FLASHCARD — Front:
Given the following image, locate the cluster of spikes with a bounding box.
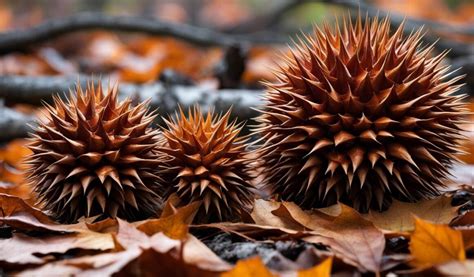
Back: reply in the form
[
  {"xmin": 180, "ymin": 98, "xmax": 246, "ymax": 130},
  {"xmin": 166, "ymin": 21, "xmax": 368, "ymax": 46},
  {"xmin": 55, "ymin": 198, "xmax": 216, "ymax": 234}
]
[
  {"xmin": 25, "ymin": 14, "xmax": 467, "ymax": 223},
  {"xmin": 160, "ymin": 107, "xmax": 255, "ymax": 222},
  {"xmin": 26, "ymin": 82, "xmax": 164, "ymax": 223},
  {"xmin": 254, "ymin": 15, "xmax": 467, "ymax": 211}
]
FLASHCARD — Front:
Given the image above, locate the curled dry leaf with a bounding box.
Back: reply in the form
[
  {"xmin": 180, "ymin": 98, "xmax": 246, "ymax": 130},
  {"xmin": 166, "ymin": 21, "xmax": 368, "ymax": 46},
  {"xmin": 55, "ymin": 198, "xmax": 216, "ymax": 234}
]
[
  {"xmin": 365, "ymin": 196, "xmax": 458, "ymax": 233},
  {"xmin": 249, "ymin": 199, "xmax": 304, "ymax": 230},
  {"xmin": 221, "ymin": 256, "xmax": 274, "ymax": 277},
  {"xmin": 298, "ymin": 257, "xmax": 333, "ymax": 277},
  {"xmin": 279, "ymin": 202, "xmax": 385, "ymax": 273},
  {"xmin": 114, "ymin": 218, "xmax": 230, "ymax": 273},
  {"xmin": 0, "ymin": 231, "xmax": 114, "ymax": 265},
  {"xmin": 0, "ymin": 193, "xmax": 73, "ymax": 233},
  {"xmin": 409, "ymin": 217, "xmax": 466, "ymax": 268},
  {"xmin": 435, "ymin": 260, "xmax": 474, "ymax": 276}
]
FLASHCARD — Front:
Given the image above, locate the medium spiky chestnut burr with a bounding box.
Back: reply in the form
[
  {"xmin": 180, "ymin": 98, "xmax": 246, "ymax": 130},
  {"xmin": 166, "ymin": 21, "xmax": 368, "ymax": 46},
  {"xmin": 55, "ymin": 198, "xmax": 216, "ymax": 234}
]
[
  {"xmin": 26, "ymin": 82, "xmax": 164, "ymax": 223},
  {"xmin": 161, "ymin": 107, "xmax": 254, "ymax": 222},
  {"xmin": 255, "ymin": 16, "xmax": 467, "ymax": 212}
]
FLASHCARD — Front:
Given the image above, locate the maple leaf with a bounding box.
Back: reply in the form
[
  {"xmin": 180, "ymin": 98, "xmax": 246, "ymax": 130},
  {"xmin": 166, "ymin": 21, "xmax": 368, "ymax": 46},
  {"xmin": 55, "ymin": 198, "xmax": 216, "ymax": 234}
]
[
  {"xmin": 221, "ymin": 256, "xmax": 274, "ymax": 277},
  {"xmin": 136, "ymin": 200, "xmax": 201, "ymax": 239},
  {"xmin": 298, "ymin": 257, "xmax": 333, "ymax": 277},
  {"xmin": 277, "ymin": 202, "xmax": 385, "ymax": 273},
  {"xmin": 365, "ymin": 196, "xmax": 459, "ymax": 233},
  {"xmin": 0, "ymin": 193, "xmax": 73, "ymax": 233},
  {"xmin": 409, "ymin": 217, "xmax": 466, "ymax": 268}
]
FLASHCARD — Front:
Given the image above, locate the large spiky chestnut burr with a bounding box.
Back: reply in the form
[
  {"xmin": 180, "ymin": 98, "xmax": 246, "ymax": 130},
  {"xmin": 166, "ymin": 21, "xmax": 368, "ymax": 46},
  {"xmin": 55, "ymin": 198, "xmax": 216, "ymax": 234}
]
[
  {"xmin": 255, "ymin": 16, "xmax": 467, "ymax": 212},
  {"xmin": 161, "ymin": 107, "xmax": 254, "ymax": 222},
  {"xmin": 26, "ymin": 82, "xmax": 164, "ymax": 223}
]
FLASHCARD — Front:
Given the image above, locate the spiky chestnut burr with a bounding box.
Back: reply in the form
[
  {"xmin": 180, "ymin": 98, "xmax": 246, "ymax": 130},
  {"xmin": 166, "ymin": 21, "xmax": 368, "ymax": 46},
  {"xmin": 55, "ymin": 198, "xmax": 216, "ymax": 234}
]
[
  {"xmin": 26, "ymin": 82, "xmax": 164, "ymax": 223},
  {"xmin": 254, "ymin": 16, "xmax": 467, "ymax": 212},
  {"xmin": 161, "ymin": 107, "xmax": 254, "ymax": 222}
]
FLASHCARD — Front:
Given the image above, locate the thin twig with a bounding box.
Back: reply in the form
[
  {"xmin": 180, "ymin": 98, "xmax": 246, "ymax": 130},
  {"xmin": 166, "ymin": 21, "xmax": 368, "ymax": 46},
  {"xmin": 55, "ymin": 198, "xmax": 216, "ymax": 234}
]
[
  {"xmin": 0, "ymin": 13, "xmax": 285, "ymax": 54},
  {"xmin": 225, "ymin": 0, "xmax": 474, "ymax": 57}
]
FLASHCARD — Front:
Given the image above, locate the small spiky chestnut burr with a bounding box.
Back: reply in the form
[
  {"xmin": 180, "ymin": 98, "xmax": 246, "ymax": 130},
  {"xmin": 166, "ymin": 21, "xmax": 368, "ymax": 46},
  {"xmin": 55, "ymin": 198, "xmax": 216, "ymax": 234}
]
[
  {"xmin": 161, "ymin": 107, "xmax": 254, "ymax": 222},
  {"xmin": 26, "ymin": 82, "xmax": 164, "ymax": 223},
  {"xmin": 255, "ymin": 16, "xmax": 467, "ymax": 212}
]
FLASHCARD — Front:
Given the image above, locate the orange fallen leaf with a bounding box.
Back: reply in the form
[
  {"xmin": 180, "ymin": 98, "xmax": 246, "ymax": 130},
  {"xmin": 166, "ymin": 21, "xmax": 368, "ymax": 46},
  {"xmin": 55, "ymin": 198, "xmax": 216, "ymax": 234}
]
[
  {"xmin": 221, "ymin": 256, "xmax": 274, "ymax": 277},
  {"xmin": 298, "ymin": 257, "xmax": 333, "ymax": 277},
  {"xmin": 137, "ymin": 201, "xmax": 201, "ymax": 239},
  {"xmin": 409, "ymin": 217, "xmax": 466, "ymax": 268}
]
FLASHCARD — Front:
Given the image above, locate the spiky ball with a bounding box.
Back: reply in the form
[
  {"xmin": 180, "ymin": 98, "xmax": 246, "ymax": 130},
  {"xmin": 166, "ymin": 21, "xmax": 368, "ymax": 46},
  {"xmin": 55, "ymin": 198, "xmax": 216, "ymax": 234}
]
[
  {"xmin": 161, "ymin": 107, "xmax": 254, "ymax": 222},
  {"xmin": 255, "ymin": 16, "xmax": 467, "ymax": 212},
  {"xmin": 26, "ymin": 82, "xmax": 164, "ymax": 223}
]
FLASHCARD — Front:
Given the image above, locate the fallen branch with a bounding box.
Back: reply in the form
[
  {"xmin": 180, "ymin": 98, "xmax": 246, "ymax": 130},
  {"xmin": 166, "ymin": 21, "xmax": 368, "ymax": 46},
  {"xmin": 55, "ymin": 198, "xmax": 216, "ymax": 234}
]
[
  {"xmin": 0, "ymin": 75, "xmax": 263, "ymax": 140},
  {"xmin": 0, "ymin": 104, "xmax": 35, "ymax": 141},
  {"xmin": 225, "ymin": 0, "xmax": 474, "ymax": 57},
  {"xmin": 0, "ymin": 13, "xmax": 285, "ymax": 54}
]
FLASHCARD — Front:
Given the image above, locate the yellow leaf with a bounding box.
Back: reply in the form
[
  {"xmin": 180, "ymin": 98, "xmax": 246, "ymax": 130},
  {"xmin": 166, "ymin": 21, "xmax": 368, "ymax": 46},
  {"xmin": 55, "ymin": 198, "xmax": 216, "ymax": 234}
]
[
  {"xmin": 221, "ymin": 257, "xmax": 274, "ymax": 277},
  {"xmin": 298, "ymin": 257, "xmax": 333, "ymax": 277},
  {"xmin": 137, "ymin": 201, "xmax": 201, "ymax": 240},
  {"xmin": 410, "ymin": 217, "xmax": 466, "ymax": 268}
]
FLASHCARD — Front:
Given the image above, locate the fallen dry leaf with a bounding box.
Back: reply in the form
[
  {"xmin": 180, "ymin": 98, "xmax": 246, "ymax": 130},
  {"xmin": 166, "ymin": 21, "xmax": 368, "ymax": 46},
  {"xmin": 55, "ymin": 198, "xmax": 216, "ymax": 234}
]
[
  {"xmin": 221, "ymin": 256, "xmax": 274, "ymax": 277},
  {"xmin": 279, "ymin": 202, "xmax": 385, "ymax": 273},
  {"xmin": 250, "ymin": 199, "xmax": 304, "ymax": 230},
  {"xmin": 410, "ymin": 217, "xmax": 466, "ymax": 268},
  {"xmin": 435, "ymin": 260, "xmax": 474, "ymax": 276},
  {"xmin": 365, "ymin": 196, "xmax": 458, "ymax": 233},
  {"xmin": 298, "ymin": 257, "xmax": 333, "ymax": 277},
  {"xmin": 0, "ymin": 193, "xmax": 73, "ymax": 233},
  {"xmin": 136, "ymin": 201, "xmax": 201, "ymax": 239},
  {"xmin": 0, "ymin": 230, "xmax": 114, "ymax": 265}
]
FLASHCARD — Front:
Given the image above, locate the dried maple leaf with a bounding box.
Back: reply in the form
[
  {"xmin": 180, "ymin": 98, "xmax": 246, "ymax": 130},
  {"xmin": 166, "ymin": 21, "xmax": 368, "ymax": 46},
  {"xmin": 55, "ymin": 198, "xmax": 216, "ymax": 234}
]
[
  {"xmin": 298, "ymin": 257, "xmax": 333, "ymax": 277},
  {"xmin": 0, "ymin": 193, "xmax": 72, "ymax": 233},
  {"xmin": 221, "ymin": 256, "xmax": 274, "ymax": 277},
  {"xmin": 136, "ymin": 200, "xmax": 201, "ymax": 239},
  {"xmin": 0, "ymin": 231, "xmax": 114, "ymax": 265},
  {"xmin": 365, "ymin": 196, "xmax": 459, "ymax": 233},
  {"xmin": 409, "ymin": 217, "xmax": 466, "ymax": 268},
  {"xmin": 256, "ymin": 200, "xmax": 385, "ymax": 272}
]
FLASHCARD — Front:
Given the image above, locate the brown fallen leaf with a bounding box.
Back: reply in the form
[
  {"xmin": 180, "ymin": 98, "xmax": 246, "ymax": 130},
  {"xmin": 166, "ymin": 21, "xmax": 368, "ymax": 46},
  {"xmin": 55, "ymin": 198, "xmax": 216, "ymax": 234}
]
[
  {"xmin": 365, "ymin": 196, "xmax": 458, "ymax": 233},
  {"xmin": 249, "ymin": 199, "xmax": 304, "ymax": 230},
  {"xmin": 298, "ymin": 257, "xmax": 333, "ymax": 277},
  {"xmin": 136, "ymin": 201, "xmax": 201, "ymax": 239},
  {"xmin": 410, "ymin": 217, "xmax": 466, "ymax": 268},
  {"xmin": 115, "ymin": 218, "xmax": 231, "ymax": 272},
  {"xmin": 221, "ymin": 256, "xmax": 275, "ymax": 277},
  {"xmin": 0, "ymin": 193, "xmax": 72, "ymax": 233},
  {"xmin": 17, "ymin": 249, "xmax": 143, "ymax": 277},
  {"xmin": 279, "ymin": 202, "xmax": 385, "ymax": 273},
  {"xmin": 451, "ymin": 210, "xmax": 474, "ymax": 227},
  {"xmin": 435, "ymin": 260, "xmax": 474, "ymax": 276},
  {"xmin": 0, "ymin": 231, "xmax": 114, "ymax": 265}
]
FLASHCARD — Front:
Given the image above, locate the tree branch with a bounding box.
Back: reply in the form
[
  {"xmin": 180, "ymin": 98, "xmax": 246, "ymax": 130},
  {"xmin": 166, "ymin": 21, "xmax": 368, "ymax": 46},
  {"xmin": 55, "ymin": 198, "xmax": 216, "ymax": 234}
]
[
  {"xmin": 0, "ymin": 104, "xmax": 35, "ymax": 141},
  {"xmin": 0, "ymin": 13, "xmax": 285, "ymax": 54},
  {"xmin": 0, "ymin": 75, "xmax": 263, "ymax": 140},
  {"xmin": 225, "ymin": 0, "xmax": 474, "ymax": 57}
]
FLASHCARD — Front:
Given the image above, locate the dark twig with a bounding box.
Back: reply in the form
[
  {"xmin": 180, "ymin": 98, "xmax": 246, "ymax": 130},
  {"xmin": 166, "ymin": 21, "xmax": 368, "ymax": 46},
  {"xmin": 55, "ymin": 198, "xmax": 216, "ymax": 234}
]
[
  {"xmin": 225, "ymin": 0, "xmax": 474, "ymax": 57},
  {"xmin": 0, "ymin": 75, "xmax": 262, "ymax": 139},
  {"xmin": 0, "ymin": 13, "xmax": 286, "ymax": 54},
  {"xmin": 0, "ymin": 103, "xmax": 35, "ymax": 141}
]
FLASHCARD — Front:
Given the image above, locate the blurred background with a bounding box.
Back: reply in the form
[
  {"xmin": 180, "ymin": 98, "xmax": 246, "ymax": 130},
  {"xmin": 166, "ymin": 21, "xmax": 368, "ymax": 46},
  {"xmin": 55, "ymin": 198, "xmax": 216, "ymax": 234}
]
[{"xmin": 0, "ymin": 0, "xmax": 473, "ymax": 194}]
